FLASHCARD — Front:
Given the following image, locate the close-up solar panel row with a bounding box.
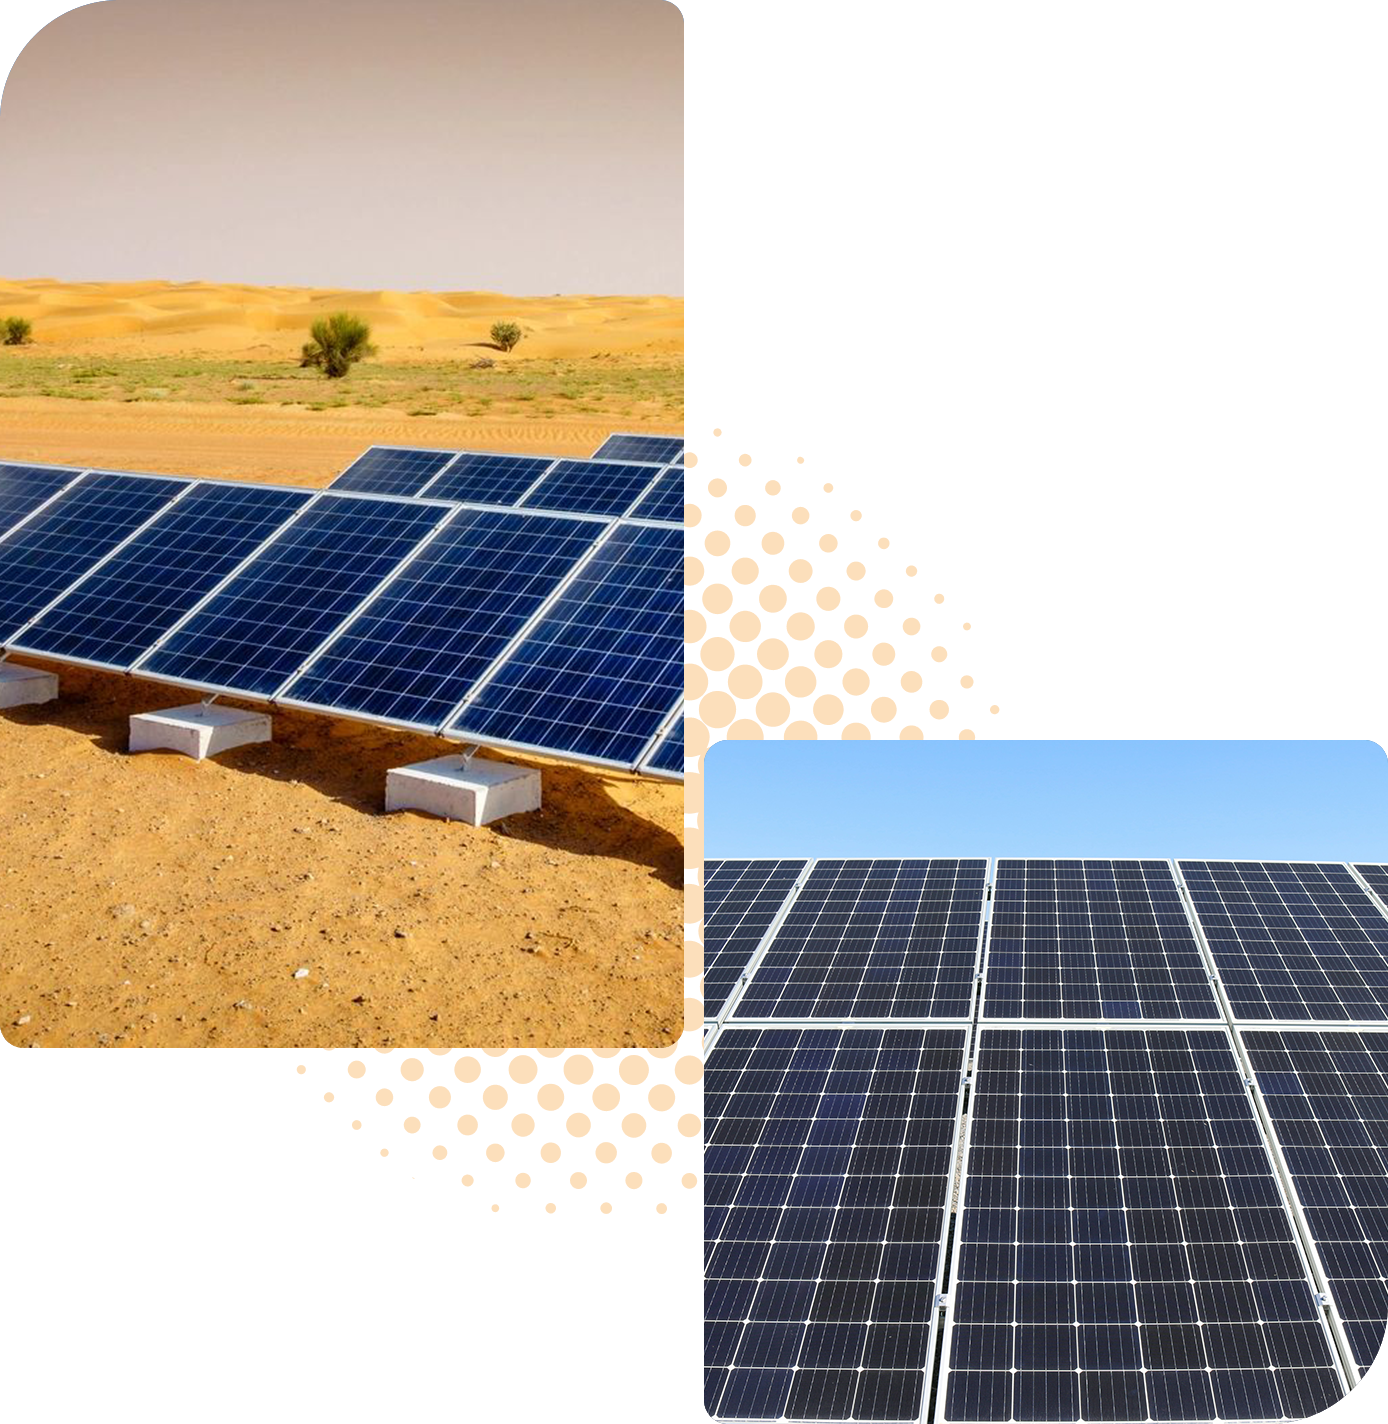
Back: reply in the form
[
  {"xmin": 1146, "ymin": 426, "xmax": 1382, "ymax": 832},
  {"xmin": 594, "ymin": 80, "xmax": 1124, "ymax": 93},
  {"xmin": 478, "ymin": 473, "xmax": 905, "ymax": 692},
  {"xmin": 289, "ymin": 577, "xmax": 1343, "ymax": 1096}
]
[
  {"xmin": 703, "ymin": 859, "xmax": 1388, "ymax": 1421},
  {"xmin": 0, "ymin": 461, "xmax": 683, "ymax": 777},
  {"xmin": 326, "ymin": 433, "xmax": 683, "ymax": 521}
]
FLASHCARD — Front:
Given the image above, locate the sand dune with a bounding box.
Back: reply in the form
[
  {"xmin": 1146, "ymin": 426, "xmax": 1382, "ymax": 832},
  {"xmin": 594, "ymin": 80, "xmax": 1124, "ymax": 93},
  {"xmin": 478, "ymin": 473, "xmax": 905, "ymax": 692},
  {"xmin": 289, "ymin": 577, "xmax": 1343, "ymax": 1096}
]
[{"xmin": 0, "ymin": 278, "xmax": 682, "ymax": 359}]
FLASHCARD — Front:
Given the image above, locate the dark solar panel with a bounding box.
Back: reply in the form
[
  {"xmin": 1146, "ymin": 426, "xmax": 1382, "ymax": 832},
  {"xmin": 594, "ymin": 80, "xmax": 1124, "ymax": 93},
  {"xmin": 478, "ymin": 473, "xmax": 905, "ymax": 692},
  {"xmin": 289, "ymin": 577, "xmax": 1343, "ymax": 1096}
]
[
  {"xmin": 732, "ymin": 859, "xmax": 988, "ymax": 1021},
  {"xmin": 1180, "ymin": 861, "xmax": 1388, "ymax": 1022},
  {"xmin": 139, "ymin": 493, "xmax": 451, "ymax": 696},
  {"xmin": 941, "ymin": 1026, "xmax": 1343, "ymax": 1423},
  {"xmin": 1244, "ymin": 1026, "xmax": 1388, "ymax": 1378},
  {"xmin": 329, "ymin": 446, "xmax": 458, "ymax": 497},
  {"xmin": 1354, "ymin": 864, "xmax": 1388, "ymax": 909},
  {"xmin": 985, "ymin": 860, "xmax": 1221, "ymax": 1022},
  {"xmin": 416, "ymin": 451, "xmax": 555, "ymax": 507},
  {"xmin": 703, "ymin": 860, "xmax": 808, "ymax": 1019},
  {"xmin": 279, "ymin": 509, "xmax": 602, "ymax": 730},
  {"xmin": 593, "ymin": 432, "xmax": 684, "ymax": 464},
  {"xmin": 13, "ymin": 482, "xmax": 311, "ymax": 670},
  {"xmin": 628, "ymin": 465, "xmax": 684, "ymax": 523},
  {"xmin": 0, "ymin": 463, "xmax": 81, "ymax": 540},
  {"xmin": 642, "ymin": 717, "xmax": 684, "ymax": 778},
  {"xmin": 0, "ymin": 472, "xmax": 186, "ymax": 642},
  {"xmin": 704, "ymin": 1024, "xmax": 968, "ymax": 1422},
  {"xmin": 448, "ymin": 523, "xmax": 681, "ymax": 767},
  {"xmin": 519, "ymin": 458, "xmax": 664, "ymax": 518}
]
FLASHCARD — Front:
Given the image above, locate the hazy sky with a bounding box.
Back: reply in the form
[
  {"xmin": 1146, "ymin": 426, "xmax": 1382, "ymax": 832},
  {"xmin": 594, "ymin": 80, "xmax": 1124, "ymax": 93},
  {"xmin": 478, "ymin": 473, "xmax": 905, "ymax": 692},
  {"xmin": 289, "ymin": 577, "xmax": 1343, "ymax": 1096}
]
[
  {"xmin": 706, "ymin": 741, "xmax": 1388, "ymax": 861},
  {"xmin": 0, "ymin": 0, "xmax": 681, "ymax": 293},
  {"xmin": 686, "ymin": 20, "xmax": 1388, "ymax": 296}
]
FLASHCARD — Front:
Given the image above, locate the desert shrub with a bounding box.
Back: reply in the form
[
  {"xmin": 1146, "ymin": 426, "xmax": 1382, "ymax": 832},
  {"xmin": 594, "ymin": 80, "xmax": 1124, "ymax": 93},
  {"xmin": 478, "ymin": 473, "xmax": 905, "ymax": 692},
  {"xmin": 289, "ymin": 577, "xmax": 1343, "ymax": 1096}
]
[
  {"xmin": 299, "ymin": 312, "xmax": 376, "ymax": 378},
  {"xmin": 490, "ymin": 320, "xmax": 522, "ymax": 353},
  {"xmin": 3, "ymin": 317, "xmax": 33, "ymax": 346}
]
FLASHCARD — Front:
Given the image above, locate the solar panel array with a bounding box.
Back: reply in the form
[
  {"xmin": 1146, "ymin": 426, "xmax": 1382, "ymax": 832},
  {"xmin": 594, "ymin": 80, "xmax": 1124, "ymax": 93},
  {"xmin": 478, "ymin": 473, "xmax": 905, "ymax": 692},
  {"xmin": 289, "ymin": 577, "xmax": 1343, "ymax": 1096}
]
[
  {"xmin": 703, "ymin": 858, "xmax": 1388, "ymax": 1420},
  {"xmin": 703, "ymin": 860, "xmax": 809, "ymax": 1019},
  {"xmin": 1180, "ymin": 861, "xmax": 1388, "ymax": 1022},
  {"xmin": 985, "ymin": 860, "xmax": 1220, "ymax": 1022},
  {"xmin": 0, "ymin": 438, "xmax": 685, "ymax": 778},
  {"xmin": 734, "ymin": 860, "xmax": 988, "ymax": 1023}
]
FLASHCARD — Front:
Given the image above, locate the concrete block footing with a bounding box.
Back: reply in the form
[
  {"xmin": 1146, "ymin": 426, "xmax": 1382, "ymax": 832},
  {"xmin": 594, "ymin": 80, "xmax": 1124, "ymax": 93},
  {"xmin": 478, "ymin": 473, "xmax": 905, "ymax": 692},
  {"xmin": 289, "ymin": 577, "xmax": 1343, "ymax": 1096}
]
[
  {"xmin": 129, "ymin": 703, "xmax": 272, "ymax": 760},
  {"xmin": 385, "ymin": 754, "xmax": 541, "ymax": 826},
  {"xmin": 0, "ymin": 664, "xmax": 59, "ymax": 708}
]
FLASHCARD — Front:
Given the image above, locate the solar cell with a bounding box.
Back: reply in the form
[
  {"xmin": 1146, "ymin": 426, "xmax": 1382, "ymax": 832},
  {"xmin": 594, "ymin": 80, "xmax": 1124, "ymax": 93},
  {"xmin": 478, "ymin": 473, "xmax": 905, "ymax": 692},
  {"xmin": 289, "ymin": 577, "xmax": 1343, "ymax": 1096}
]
[
  {"xmin": 984, "ymin": 860, "xmax": 1221, "ymax": 1022},
  {"xmin": 732, "ymin": 860, "xmax": 988, "ymax": 1021},
  {"xmin": 1244, "ymin": 1026, "xmax": 1388, "ymax": 1378},
  {"xmin": 447, "ymin": 522, "xmax": 682, "ymax": 767},
  {"xmin": 138, "ymin": 493, "xmax": 452, "ymax": 696},
  {"xmin": 1180, "ymin": 861, "xmax": 1388, "ymax": 1022},
  {"xmin": 940, "ymin": 1026, "xmax": 1344, "ymax": 1423},
  {"xmin": 12, "ymin": 482, "xmax": 311, "ymax": 670},
  {"xmin": 641, "ymin": 716, "xmax": 684, "ymax": 779},
  {"xmin": 278, "ymin": 509, "xmax": 602, "ymax": 730},
  {"xmin": 0, "ymin": 463, "xmax": 82, "ymax": 540},
  {"xmin": 704, "ymin": 1024, "xmax": 968, "ymax": 1422},
  {"xmin": 592, "ymin": 432, "xmax": 684, "ymax": 464},
  {"xmin": 329, "ymin": 446, "xmax": 458, "ymax": 497},
  {"xmin": 415, "ymin": 451, "xmax": 556, "ymax": 506},
  {"xmin": 702, "ymin": 860, "xmax": 808, "ymax": 1020},
  {"xmin": 519, "ymin": 458, "xmax": 664, "ymax": 518},
  {"xmin": 0, "ymin": 472, "xmax": 186, "ymax": 643},
  {"xmin": 1353, "ymin": 864, "xmax": 1388, "ymax": 910},
  {"xmin": 628, "ymin": 465, "xmax": 684, "ymax": 523}
]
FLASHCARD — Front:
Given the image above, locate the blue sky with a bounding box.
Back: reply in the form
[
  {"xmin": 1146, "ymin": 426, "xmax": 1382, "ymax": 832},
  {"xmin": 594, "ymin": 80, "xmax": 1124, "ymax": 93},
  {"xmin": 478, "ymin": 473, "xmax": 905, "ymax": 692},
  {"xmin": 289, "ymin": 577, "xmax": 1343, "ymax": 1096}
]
[{"xmin": 703, "ymin": 741, "xmax": 1388, "ymax": 861}]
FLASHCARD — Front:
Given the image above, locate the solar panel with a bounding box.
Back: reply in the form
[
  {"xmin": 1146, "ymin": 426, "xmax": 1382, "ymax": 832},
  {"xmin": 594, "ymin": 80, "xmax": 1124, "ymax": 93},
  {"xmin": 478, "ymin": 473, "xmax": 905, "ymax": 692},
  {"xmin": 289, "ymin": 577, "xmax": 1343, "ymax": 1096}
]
[
  {"xmin": 985, "ymin": 860, "xmax": 1221, "ymax": 1023},
  {"xmin": 704, "ymin": 1025, "xmax": 968, "ymax": 1423},
  {"xmin": 642, "ymin": 716, "xmax": 684, "ymax": 779},
  {"xmin": 278, "ymin": 509, "xmax": 603, "ymax": 730},
  {"xmin": 138, "ymin": 493, "xmax": 452, "ymax": 697},
  {"xmin": 593, "ymin": 432, "xmax": 684, "ymax": 464},
  {"xmin": 0, "ymin": 472, "xmax": 186, "ymax": 643},
  {"xmin": 628, "ymin": 465, "xmax": 685, "ymax": 523},
  {"xmin": 12, "ymin": 482, "xmax": 311, "ymax": 670},
  {"xmin": 940, "ymin": 1026, "xmax": 1344, "ymax": 1424},
  {"xmin": 520, "ymin": 458, "xmax": 664, "ymax": 518},
  {"xmin": 1353, "ymin": 863, "xmax": 1388, "ymax": 909},
  {"xmin": 447, "ymin": 522, "xmax": 682, "ymax": 767},
  {"xmin": 731, "ymin": 860, "xmax": 988, "ymax": 1021},
  {"xmin": 329, "ymin": 446, "xmax": 458, "ymax": 496},
  {"xmin": 0, "ymin": 463, "xmax": 81, "ymax": 539},
  {"xmin": 417, "ymin": 452, "xmax": 555, "ymax": 507},
  {"xmin": 703, "ymin": 860, "xmax": 808, "ymax": 1019},
  {"xmin": 1244, "ymin": 1026, "xmax": 1388, "ymax": 1379},
  {"xmin": 1180, "ymin": 861, "xmax": 1388, "ymax": 1022}
]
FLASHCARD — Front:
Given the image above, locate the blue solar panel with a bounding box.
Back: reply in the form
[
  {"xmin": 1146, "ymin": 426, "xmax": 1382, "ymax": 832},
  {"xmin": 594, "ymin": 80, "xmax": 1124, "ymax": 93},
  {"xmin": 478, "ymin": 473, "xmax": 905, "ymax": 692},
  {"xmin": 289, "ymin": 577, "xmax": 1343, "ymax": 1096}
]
[
  {"xmin": 628, "ymin": 465, "xmax": 684, "ymax": 523},
  {"xmin": 448, "ymin": 523, "xmax": 682, "ymax": 766},
  {"xmin": 329, "ymin": 446, "xmax": 458, "ymax": 496},
  {"xmin": 139, "ymin": 493, "xmax": 451, "ymax": 696},
  {"xmin": 705, "ymin": 1025, "xmax": 968, "ymax": 1422},
  {"xmin": 1181, "ymin": 861, "xmax": 1388, "ymax": 1022},
  {"xmin": 1354, "ymin": 863, "xmax": 1388, "ymax": 908},
  {"xmin": 0, "ymin": 463, "xmax": 81, "ymax": 539},
  {"xmin": 703, "ymin": 860, "xmax": 807, "ymax": 1019},
  {"xmin": 985, "ymin": 860, "xmax": 1221, "ymax": 1022},
  {"xmin": 733, "ymin": 860, "xmax": 988, "ymax": 1021},
  {"xmin": 418, "ymin": 452, "xmax": 555, "ymax": 506},
  {"xmin": 279, "ymin": 509, "xmax": 602, "ymax": 729},
  {"xmin": 941, "ymin": 1026, "xmax": 1343, "ymax": 1423},
  {"xmin": 1245, "ymin": 1027, "xmax": 1388, "ymax": 1379},
  {"xmin": 593, "ymin": 432, "xmax": 684, "ymax": 464},
  {"xmin": 643, "ymin": 716, "xmax": 684, "ymax": 777},
  {"xmin": 13, "ymin": 482, "xmax": 311, "ymax": 669},
  {"xmin": 0, "ymin": 472, "xmax": 185, "ymax": 642},
  {"xmin": 520, "ymin": 459, "xmax": 664, "ymax": 518}
]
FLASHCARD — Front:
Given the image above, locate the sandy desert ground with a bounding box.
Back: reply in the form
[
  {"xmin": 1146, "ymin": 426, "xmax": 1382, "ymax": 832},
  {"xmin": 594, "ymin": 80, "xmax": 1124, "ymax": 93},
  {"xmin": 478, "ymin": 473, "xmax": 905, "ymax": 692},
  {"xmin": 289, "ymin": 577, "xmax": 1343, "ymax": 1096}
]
[{"xmin": 0, "ymin": 280, "xmax": 684, "ymax": 1049}]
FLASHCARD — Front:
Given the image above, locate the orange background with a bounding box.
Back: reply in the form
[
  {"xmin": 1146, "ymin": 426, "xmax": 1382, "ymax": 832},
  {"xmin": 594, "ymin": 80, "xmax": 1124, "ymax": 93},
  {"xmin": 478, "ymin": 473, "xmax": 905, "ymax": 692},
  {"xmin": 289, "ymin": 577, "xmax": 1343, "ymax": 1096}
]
[{"xmin": 297, "ymin": 1070, "xmax": 700, "ymax": 1418}]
